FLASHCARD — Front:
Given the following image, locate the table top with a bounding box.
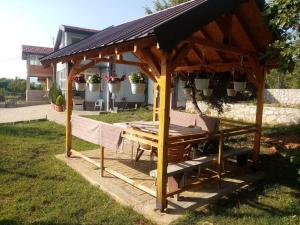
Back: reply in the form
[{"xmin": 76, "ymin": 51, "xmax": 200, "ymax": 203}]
[{"xmin": 114, "ymin": 121, "xmax": 206, "ymax": 137}]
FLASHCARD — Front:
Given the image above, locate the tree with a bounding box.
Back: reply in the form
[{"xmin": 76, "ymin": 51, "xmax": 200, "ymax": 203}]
[
  {"xmin": 263, "ymin": 0, "xmax": 300, "ymax": 72},
  {"xmin": 144, "ymin": 0, "xmax": 189, "ymax": 14}
]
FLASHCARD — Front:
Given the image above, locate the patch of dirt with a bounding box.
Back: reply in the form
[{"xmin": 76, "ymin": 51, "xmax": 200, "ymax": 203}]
[{"xmin": 261, "ymin": 134, "xmax": 300, "ymax": 151}]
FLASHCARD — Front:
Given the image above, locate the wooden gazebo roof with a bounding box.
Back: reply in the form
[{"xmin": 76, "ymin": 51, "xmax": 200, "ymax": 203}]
[{"xmin": 41, "ymin": 0, "xmax": 273, "ymax": 85}]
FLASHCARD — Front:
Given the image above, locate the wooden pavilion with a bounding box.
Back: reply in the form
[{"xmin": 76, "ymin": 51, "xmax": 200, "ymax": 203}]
[{"xmin": 41, "ymin": 0, "xmax": 274, "ymax": 211}]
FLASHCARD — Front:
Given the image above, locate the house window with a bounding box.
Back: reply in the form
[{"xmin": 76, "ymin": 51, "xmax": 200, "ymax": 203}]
[
  {"xmin": 57, "ymin": 69, "xmax": 66, "ymax": 91},
  {"xmin": 71, "ymin": 37, "xmax": 82, "ymax": 44},
  {"xmin": 29, "ymin": 55, "xmax": 42, "ymax": 66}
]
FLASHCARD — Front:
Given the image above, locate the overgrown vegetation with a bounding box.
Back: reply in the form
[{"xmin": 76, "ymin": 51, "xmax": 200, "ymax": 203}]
[{"xmin": 49, "ymin": 83, "xmax": 62, "ymax": 104}]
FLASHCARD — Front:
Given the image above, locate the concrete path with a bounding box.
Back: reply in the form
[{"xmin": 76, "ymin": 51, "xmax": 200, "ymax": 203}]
[{"xmin": 0, "ymin": 104, "xmax": 99, "ymax": 125}]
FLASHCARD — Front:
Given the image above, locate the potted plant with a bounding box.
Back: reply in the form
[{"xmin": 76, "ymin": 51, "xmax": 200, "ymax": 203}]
[
  {"xmin": 87, "ymin": 74, "xmax": 101, "ymax": 92},
  {"xmin": 73, "ymin": 74, "xmax": 86, "ymax": 91},
  {"xmin": 49, "ymin": 84, "xmax": 63, "ymax": 111},
  {"xmin": 227, "ymin": 82, "xmax": 237, "ymax": 96},
  {"xmin": 195, "ymin": 73, "xmax": 210, "ymax": 90},
  {"xmin": 233, "ymin": 72, "xmax": 247, "ymax": 92},
  {"xmin": 104, "ymin": 72, "xmax": 126, "ymax": 94},
  {"xmin": 128, "ymin": 72, "xmax": 146, "ymax": 94},
  {"xmin": 53, "ymin": 95, "xmax": 64, "ymax": 112}
]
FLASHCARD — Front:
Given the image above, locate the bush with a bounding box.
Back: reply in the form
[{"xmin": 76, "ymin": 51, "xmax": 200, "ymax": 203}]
[
  {"xmin": 49, "ymin": 84, "xmax": 62, "ymax": 104},
  {"xmin": 55, "ymin": 95, "xmax": 64, "ymax": 106}
]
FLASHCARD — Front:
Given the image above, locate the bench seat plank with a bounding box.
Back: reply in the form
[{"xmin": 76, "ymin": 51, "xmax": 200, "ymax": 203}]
[{"xmin": 150, "ymin": 147, "xmax": 252, "ymax": 178}]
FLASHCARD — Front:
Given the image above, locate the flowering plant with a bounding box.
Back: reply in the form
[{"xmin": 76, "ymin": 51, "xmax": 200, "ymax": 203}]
[
  {"xmin": 104, "ymin": 71, "xmax": 126, "ymax": 83},
  {"xmin": 87, "ymin": 74, "xmax": 101, "ymax": 84},
  {"xmin": 73, "ymin": 74, "xmax": 86, "ymax": 83},
  {"xmin": 128, "ymin": 72, "xmax": 145, "ymax": 84}
]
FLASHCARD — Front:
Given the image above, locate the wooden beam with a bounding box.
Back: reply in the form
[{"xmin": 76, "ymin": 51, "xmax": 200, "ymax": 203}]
[
  {"xmin": 89, "ymin": 57, "xmax": 148, "ymax": 68},
  {"xmin": 138, "ymin": 48, "xmax": 161, "ymax": 77},
  {"xmin": 191, "ymin": 46, "xmax": 206, "ymax": 64},
  {"xmin": 66, "ymin": 61, "xmax": 80, "ymax": 157},
  {"xmin": 253, "ymin": 66, "xmax": 266, "ymax": 166},
  {"xmin": 139, "ymin": 65, "xmax": 157, "ymax": 83},
  {"xmin": 200, "ymin": 30, "xmax": 224, "ymax": 62},
  {"xmin": 153, "ymin": 82, "xmax": 159, "ymax": 121},
  {"xmin": 175, "ymin": 62, "xmax": 245, "ymax": 72},
  {"xmin": 215, "ymin": 14, "xmax": 233, "ymax": 45},
  {"xmin": 233, "ymin": 13, "xmax": 259, "ymax": 52},
  {"xmin": 42, "ymin": 36, "xmax": 157, "ymax": 68},
  {"xmin": 156, "ymin": 52, "xmax": 172, "ymax": 212},
  {"xmin": 172, "ymin": 43, "xmax": 193, "ymax": 69},
  {"xmin": 100, "ymin": 146, "xmax": 104, "ymax": 177},
  {"xmin": 189, "ymin": 36, "xmax": 258, "ymax": 59}
]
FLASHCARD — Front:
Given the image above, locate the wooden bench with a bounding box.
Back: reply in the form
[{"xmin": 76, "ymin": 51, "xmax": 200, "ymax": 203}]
[{"xmin": 150, "ymin": 147, "xmax": 252, "ymax": 182}]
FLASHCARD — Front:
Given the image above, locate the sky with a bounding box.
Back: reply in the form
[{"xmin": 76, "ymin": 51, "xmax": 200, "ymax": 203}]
[{"xmin": 0, "ymin": 0, "xmax": 152, "ymax": 79}]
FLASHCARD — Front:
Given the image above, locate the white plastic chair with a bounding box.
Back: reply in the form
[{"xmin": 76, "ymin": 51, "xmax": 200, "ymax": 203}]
[{"xmin": 94, "ymin": 99, "xmax": 104, "ymax": 111}]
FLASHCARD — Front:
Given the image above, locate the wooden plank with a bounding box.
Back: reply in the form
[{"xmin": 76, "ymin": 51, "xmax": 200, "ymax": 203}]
[
  {"xmin": 156, "ymin": 52, "xmax": 172, "ymax": 212},
  {"xmin": 153, "ymin": 82, "xmax": 159, "ymax": 121},
  {"xmin": 189, "ymin": 36, "xmax": 258, "ymax": 58},
  {"xmin": 100, "ymin": 146, "xmax": 104, "ymax": 177},
  {"xmin": 66, "ymin": 61, "xmax": 80, "ymax": 157},
  {"xmin": 123, "ymin": 128, "xmax": 159, "ymax": 140},
  {"xmin": 218, "ymin": 134, "xmax": 224, "ymax": 188},
  {"xmin": 71, "ymin": 150, "xmax": 157, "ymax": 197},
  {"xmin": 253, "ymin": 66, "xmax": 266, "ymax": 165},
  {"xmin": 121, "ymin": 134, "xmax": 158, "ymax": 148}
]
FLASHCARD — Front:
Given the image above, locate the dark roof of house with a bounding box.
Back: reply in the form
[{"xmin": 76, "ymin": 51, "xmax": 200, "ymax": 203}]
[
  {"xmin": 53, "ymin": 24, "xmax": 100, "ymax": 51},
  {"xmin": 40, "ymin": 0, "xmax": 248, "ymax": 63},
  {"xmin": 22, "ymin": 45, "xmax": 53, "ymax": 60},
  {"xmin": 60, "ymin": 25, "xmax": 99, "ymax": 34}
]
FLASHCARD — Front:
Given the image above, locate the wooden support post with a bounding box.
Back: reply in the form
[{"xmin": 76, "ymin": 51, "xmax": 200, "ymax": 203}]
[
  {"xmin": 100, "ymin": 146, "xmax": 104, "ymax": 177},
  {"xmin": 253, "ymin": 66, "xmax": 266, "ymax": 167},
  {"xmin": 66, "ymin": 72, "xmax": 73, "ymax": 157},
  {"xmin": 66, "ymin": 61, "xmax": 79, "ymax": 157},
  {"xmin": 153, "ymin": 82, "xmax": 159, "ymax": 121},
  {"xmin": 218, "ymin": 133, "xmax": 224, "ymax": 189},
  {"xmin": 156, "ymin": 52, "xmax": 172, "ymax": 212}
]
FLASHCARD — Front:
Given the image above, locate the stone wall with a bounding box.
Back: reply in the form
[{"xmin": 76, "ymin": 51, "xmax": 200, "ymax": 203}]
[
  {"xmin": 264, "ymin": 89, "xmax": 300, "ymax": 105},
  {"xmin": 186, "ymin": 101, "xmax": 300, "ymax": 125}
]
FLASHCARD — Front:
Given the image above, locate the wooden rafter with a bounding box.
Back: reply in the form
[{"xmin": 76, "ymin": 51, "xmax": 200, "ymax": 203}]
[
  {"xmin": 189, "ymin": 36, "xmax": 258, "ymax": 59},
  {"xmin": 191, "ymin": 46, "xmax": 206, "ymax": 64},
  {"xmin": 139, "ymin": 48, "xmax": 161, "ymax": 77},
  {"xmin": 215, "ymin": 14, "xmax": 233, "ymax": 45},
  {"xmin": 175, "ymin": 62, "xmax": 246, "ymax": 72},
  {"xmin": 199, "ymin": 30, "xmax": 224, "ymax": 62},
  {"xmin": 172, "ymin": 43, "xmax": 193, "ymax": 69},
  {"xmin": 233, "ymin": 13, "xmax": 258, "ymax": 52}
]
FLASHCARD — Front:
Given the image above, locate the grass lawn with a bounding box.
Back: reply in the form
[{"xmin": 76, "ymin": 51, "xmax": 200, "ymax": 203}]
[
  {"xmin": 0, "ymin": 121, "xmax": 154, "ymax": 225},
  {"xmin": 0, "ymin": 112, "xmax": 299, "ymax": 225},
  {"xmin": 85, "ymin": 108, "xmax": 152, "ymax": 123}
]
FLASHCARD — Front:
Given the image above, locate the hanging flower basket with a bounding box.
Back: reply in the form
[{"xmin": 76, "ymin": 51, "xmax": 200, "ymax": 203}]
[
  {"xmin": 88, "ymin": 83, "xmax": 101, "ymax": 92},
  {"xmin": 183, "ymin": 87, "xmax": 191, "ymax": 95},
  {"xmin": 227, "ymin": 88, "xmax": 237, "ymax": 97},
  {"xmin": 131, "ymin": 83, "xmax": 145, "ymax": 94},
  {"xmin": 203, "ymin": 89, "xmax": 213, "ymax": 97},
  {"xmin": 75, "ymin": 83, "xmax": 86, "ymax": 91},
  {"xmin": 73, "ymin": 74, "xmax": 86, "ymax": 91},
  {"xmin": 227, "ymin": 82, "xmax": 236, "ymax": 96},
  {"xmin": 108, "ymin": 82, "xmax": 121, "ymax": 93},
  {"xmin": 129, "ymin": 72, "xmax": 145, "ymax": 94},
  {"xmin": 233, "ymin": 72, "xmax": 246, "ymax": 92},
  {"xmin": 87, "ymin": 74, "xmax": 102, "ymax": 92},
  {"xmin": 194, "ymin": 73, "xmax": 210, "ymax": 90},
  {"xmin": 234, "ymin": 81, "xmax": 246, "ymax": 92},
  {"xmin": 105, "ymin": 72, "xmax": 126, "ymax": 94}
]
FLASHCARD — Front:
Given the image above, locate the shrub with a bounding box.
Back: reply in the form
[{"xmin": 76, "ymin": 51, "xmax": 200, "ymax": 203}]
[
  {"xmin": 55, "ymin": 95, "xmax": 64, "ymax": 106},
  {"xmin": 49, "ymin": 84, "xmax": 62, "ymax": 104}
]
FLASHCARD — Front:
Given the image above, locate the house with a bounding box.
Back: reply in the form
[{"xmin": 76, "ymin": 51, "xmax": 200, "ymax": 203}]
[
  {"xmin": 22, "ymin": 45, "xmax": 53, "ymax": 102},
  {"xmin": 54, "ymin": 25, "xmax": 147, "ymax": 111}
]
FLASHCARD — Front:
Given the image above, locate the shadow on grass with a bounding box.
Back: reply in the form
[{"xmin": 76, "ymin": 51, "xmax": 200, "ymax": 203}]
[{"xmin": 173, "ymin": 141, "xmax": 300, "ymax": 224}]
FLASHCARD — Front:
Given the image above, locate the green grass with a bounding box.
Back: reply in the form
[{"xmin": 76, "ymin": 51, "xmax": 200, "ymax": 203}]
[
  {"xmin": 0, "ymin": 116, "xmax": 299, "ymax": 225},
  {"xmin": 0, "ymin": 121, "xmax": 154, "ymax": 225},
  {"xmin": 85, "ymin": 108, "xmax": 152, "ymax": 123}
]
